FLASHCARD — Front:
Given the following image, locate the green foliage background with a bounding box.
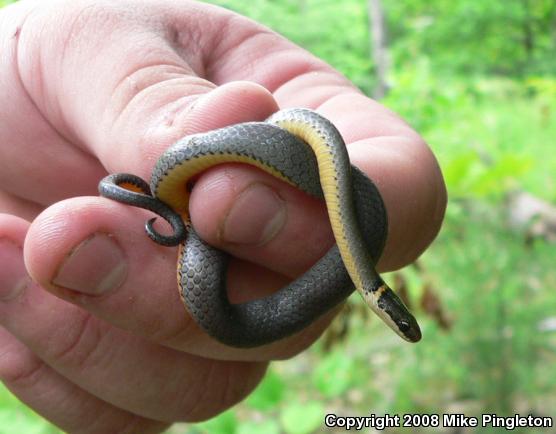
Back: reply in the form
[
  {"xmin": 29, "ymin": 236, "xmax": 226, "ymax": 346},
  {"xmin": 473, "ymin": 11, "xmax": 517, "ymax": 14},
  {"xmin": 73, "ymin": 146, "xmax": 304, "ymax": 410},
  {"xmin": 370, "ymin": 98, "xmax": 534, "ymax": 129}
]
[{"xmin": 1, "ymin": 0, "xmax": 555, "ymax": 433}]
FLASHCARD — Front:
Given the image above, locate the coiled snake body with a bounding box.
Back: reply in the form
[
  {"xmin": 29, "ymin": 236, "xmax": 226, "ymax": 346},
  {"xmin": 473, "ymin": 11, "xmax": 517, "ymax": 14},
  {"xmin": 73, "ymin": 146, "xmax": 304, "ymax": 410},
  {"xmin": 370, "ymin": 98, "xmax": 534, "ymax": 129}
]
[{"xmin": 98, "ymin": 108, "xmax": 421, "ymax": 347}]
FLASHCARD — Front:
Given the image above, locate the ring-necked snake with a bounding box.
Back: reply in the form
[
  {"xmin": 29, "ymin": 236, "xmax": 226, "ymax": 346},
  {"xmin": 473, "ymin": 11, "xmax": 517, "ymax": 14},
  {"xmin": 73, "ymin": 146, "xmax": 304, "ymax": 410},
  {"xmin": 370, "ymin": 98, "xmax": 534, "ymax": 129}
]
[{"xmin": 98, "ymin": 108, "xmax": 421, "ymax": 347}]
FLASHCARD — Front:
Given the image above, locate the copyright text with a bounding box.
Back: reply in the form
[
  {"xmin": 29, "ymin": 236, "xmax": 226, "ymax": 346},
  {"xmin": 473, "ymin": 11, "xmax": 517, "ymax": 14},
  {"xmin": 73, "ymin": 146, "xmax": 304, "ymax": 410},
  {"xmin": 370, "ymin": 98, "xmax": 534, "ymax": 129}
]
[{"xmin": 324, "ymin": 413, "xmax": 553, "ymax": 430}]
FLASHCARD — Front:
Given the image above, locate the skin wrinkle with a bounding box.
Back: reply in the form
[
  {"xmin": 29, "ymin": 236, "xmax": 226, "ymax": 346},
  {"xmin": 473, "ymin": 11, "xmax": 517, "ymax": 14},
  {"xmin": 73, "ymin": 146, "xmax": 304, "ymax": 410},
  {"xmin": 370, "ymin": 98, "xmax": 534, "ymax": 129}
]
[
  {"xmin": 111, "ymin": 76, "xmax": 210, "ymax": 137},
  {"xmin": 17, "ymin": 12, "xmax": 47, "ymax": 116},
  {"xmin": 100, "ymin": 80, "xmax": 212, "ymax": 175},
  {"xmin": 219, "ymin": 361, "xmax": 261, "ymax": 414},
  {"xmin": 5, "ymin": 4, "xmax": 27, "ymax": 87},
  {"xmin": 221, "ymin": 30, "xmax": 338, "ymax": 92},
  {"xmin": 113, "ymin": 416, "xmax": 168, "ymax": 434},
  {"xmin": 319, "ymin": 93, "xmax": 419, "ymax": 140},
  {"xmin": 157, "ymin": 90, "xmax": 207, "ymax": 129},
  {"xmin": 1, "ymin": 348, "xmax": 45, "ymax": 387},
  {"xmin": 285, "ymin": 86, "xmax": 357, "ymax": 110},
  {"xmin": 164, "ymin": 8, "xmax": 210, "ymax": 76},
  {"xmin": 150, "ymin": 308, "xmax": 198, "ymax": 348},
  {"xmin": 34, "ymin": 8, "xmax": 79, "ymax": 144},
  {"xmin": 220, "ymin": 31, "xmax": 280, "ymax": 83},
  {"xmin": 8, "ymin": 5, "xmax": 71, "ymax": 155},
  {"xmin": 58, "ymin": 0, "xmax": 152, "ymax": 97},
  {"xmin": 194, "ymin": 360, "xmax": 264, "ymax": 422},
  {"xmin": 1, "ymin": 338, "xmax": 169, "ymax": 434},
  {"xmin": 224, "ymin": 44, "xmax": 323, "ymax": 91},
  {"xmin": 179, "ymin": 358, "xmax": 217, "ymax": 420},
  {"xmin": 271, "ymin": 65, "xmax": 355, "ymax": 98},
  {"xmin": 210, "ymin": 363, "xmax": 234, "ymax": 422},
  {"xmin": 51, "ymin": 316, "xmax": 224, "ymax": 422},
  {"xmin": 47, "ymin": 312, "xmax": 101, "ymax": 369},
  {"xmin": 108, "ymin": 64, "xmax": 201, "ymax": 132},
  {"xmin": 0, "ymin": 8, "xmax": 106, "ymax": 205},
  {"xmin": 56, "ymin": 5, "xmax": 182, "ymax": 150},
  {"xmin": 203, "ymin": 15, "xmax": 293, "ymax": 86},
  {"xmin": 311, "ymin": 89, "xmax": 359, "ymax": 112},
  {"xmin": 45, "ymin": 376, "xmax": 115, "ymax": 432},
  {"xmin": 202, "ymin": 11, "xmax": 261, "ymax": 79}
]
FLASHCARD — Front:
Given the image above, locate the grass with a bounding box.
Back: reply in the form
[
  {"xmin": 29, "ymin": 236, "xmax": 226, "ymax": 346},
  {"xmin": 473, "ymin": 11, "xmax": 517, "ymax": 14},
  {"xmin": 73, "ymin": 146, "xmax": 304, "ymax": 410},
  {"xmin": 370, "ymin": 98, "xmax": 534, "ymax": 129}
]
[
  {"xmin": 385, "ymin": 69, "xmax": 556, "ymax": 201},
  {"xmin": 0, "ymin": 384, "xmax": 59, "ymax": 434}
]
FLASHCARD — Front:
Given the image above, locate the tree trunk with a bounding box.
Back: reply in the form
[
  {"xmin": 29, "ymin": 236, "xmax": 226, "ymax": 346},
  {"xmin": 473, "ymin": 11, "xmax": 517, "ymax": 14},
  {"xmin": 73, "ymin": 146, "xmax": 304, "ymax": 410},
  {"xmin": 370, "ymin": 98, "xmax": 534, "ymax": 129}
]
[
  {"xmin": 521, "ymin": 0, "xmax": 535, "ymax": 65},
  {"xmin": 368, "ymin": 0, "xmax": 389, "ymax": 99}
]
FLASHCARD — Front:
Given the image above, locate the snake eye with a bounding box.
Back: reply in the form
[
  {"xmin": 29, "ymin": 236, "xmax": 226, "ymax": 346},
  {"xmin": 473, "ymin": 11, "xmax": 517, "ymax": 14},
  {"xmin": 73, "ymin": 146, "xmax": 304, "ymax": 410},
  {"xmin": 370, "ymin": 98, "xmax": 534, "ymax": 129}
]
[{"xmin": 397, "ymin": 320, "xmax": 410, "ymax": 333}]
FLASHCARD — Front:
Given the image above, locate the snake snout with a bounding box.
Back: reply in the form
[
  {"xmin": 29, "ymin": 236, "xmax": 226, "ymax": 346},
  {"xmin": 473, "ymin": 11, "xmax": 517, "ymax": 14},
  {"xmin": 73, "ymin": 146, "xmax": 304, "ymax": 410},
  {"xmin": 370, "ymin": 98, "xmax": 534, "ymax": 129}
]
[{"xmin": 398, "ymin": 315, "xmax": 422, "ymax": 342}]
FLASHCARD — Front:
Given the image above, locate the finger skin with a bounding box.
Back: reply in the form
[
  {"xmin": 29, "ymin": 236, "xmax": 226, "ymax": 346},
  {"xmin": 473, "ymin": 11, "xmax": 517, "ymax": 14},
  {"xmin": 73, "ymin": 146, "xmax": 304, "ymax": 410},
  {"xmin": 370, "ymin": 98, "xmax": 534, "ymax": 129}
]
[
  {"xmin": 0, "ymin": 328, "xmax": 169, "ymax": 434},
  {"xmin": 1, "ymin": 214, "xmax": 268, "ymax": 423},
  {"xmin": 0, "ymin": 1, "xmax": 107, "ymax": 205}
]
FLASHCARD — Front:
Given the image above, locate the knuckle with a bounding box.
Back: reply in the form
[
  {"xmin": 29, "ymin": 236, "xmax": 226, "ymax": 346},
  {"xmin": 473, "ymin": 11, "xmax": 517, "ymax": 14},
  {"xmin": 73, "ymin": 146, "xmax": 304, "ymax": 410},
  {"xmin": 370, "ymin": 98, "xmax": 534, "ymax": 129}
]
[
  {"xmin": 0, "ymin": 348, "xmax": 45, "ymax": 387},
  {"xmin": 47, "ymin": 313, "xmax": 105, "ymax": 370},
  {"xmin": 176, "ymin": 361, "xmax": 265, "ymax": 422}
]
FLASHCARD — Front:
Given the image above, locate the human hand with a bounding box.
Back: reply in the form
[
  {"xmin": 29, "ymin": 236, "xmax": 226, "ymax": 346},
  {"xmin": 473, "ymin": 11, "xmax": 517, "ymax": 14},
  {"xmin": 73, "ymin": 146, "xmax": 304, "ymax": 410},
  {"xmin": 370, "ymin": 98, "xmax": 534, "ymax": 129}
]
[{"xmin": 0, "ymin": 0, "xmax": 446, "ymax": 432}]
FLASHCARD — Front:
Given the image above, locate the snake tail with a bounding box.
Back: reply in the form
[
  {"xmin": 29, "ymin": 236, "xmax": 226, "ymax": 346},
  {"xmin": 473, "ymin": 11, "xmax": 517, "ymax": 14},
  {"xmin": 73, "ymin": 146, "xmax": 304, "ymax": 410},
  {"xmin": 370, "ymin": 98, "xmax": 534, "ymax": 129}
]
[{"xmin": 98, "ymin": 173, "xmax": 187, "ymax": 246}]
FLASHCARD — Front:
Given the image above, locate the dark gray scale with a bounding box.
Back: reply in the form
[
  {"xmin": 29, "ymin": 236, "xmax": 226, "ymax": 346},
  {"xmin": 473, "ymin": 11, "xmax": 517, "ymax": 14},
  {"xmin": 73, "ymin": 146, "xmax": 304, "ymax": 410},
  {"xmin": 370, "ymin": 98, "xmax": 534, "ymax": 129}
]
[{"xmin": 151, "ymin": 124, "xmax": 324, "ymax": 199}]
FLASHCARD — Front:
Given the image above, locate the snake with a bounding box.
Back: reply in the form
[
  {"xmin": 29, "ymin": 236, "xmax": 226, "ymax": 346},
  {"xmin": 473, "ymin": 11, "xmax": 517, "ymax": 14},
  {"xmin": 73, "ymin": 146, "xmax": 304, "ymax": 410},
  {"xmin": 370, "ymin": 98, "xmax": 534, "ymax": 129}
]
[{"xmin": 98, "ymin": 108, "xmax": 421, "ymax": 348}]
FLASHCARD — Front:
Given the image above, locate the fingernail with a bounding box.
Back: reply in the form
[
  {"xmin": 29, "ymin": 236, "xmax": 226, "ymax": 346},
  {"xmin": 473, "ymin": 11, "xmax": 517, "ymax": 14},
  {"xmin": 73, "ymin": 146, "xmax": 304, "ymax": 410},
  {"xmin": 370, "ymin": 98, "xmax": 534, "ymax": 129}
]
[
  {"xmin": 0, "ymin": 239, "xmax": 30, "ymax": 301},
  {"xmin": 53, "ymin": 233, "xmax": 127, "ymax": 295},
  {"xmin": 222, "ymin": 183, "xmax": 286, "ymax": 245}
]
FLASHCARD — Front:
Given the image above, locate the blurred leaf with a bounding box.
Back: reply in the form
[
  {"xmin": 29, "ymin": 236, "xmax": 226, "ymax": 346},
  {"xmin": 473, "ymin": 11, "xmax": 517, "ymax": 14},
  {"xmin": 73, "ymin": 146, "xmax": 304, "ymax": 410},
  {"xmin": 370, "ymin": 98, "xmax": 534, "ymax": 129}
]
[
  {"xmin": 0, "ymin": 409, "xmax": 58, "ymax": 434},
  {"xmin": 525, "ymin": 76, "xmax": 556, "ymax": 97},
  {"xmin": 245, "ymin": 370, "xmax": 285, "ymax": 410},
  {"xmin": 237, "ymin": 420, "xmax": 280, "ymax": 434},
  {"xmin": 0, "ymin": 386, "xmax": 60, "ymax": 434},
  {"xmin": 0, "ymin": 0, "xmax": 17, "ymax": 7},
  {"xmin": 195, "ymin": 410, "xmax": 237, "ymax": 434},
  {"xmin": 280, "ymin": 400, "xmax": 324, "ymax": 434},
  {"xmin": 470, "ymin": 153, "xmax": 531, "ymax": 196},
  {"xmin": 311, "ymin": 350, "xmax": 354, "ymax": 397},
  {"xmin": 443, "ymin": 152, "xmax": 482, "ymax": 195}
]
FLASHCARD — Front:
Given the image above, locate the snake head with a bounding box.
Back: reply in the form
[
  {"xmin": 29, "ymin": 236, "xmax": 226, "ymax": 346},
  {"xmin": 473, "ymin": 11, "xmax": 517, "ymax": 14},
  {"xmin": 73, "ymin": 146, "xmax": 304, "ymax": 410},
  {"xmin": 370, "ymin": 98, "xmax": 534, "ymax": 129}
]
[
  {"xmin": 362, "ymin": 282, "xmax": 422, "ymax": 343},
  {"xmin": 375, "ymin": 284, "xmax": 422, "ymax": 342}
]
